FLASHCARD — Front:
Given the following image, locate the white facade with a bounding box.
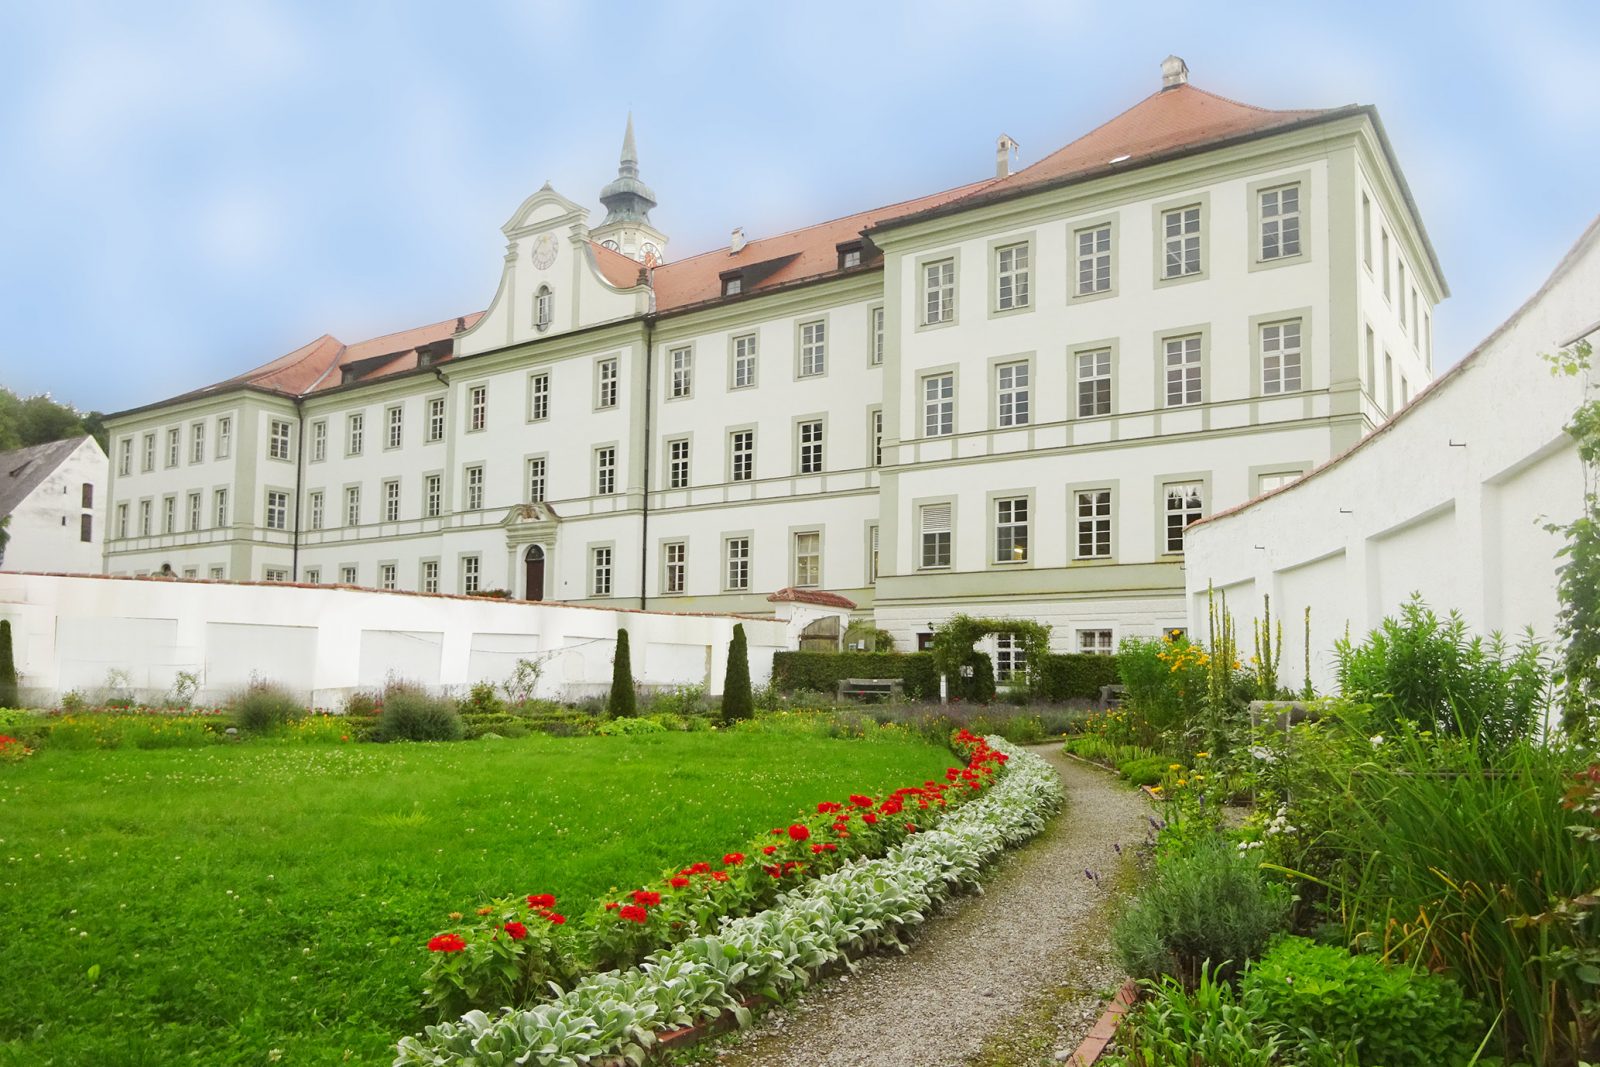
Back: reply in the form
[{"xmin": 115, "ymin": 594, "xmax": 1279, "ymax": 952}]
[
  {"xmin": 0, "ymin": 436, "xmax": 106, "ymax": 575},
  {"xmin": 1184, "ymin": 216, "xmax": 1600, "ymax": 692}
]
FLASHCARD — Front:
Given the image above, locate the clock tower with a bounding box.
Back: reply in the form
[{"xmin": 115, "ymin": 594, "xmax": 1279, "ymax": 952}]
[{"xmin": 590, "ymin": 114, "xmax": 668, "ymax": 265}]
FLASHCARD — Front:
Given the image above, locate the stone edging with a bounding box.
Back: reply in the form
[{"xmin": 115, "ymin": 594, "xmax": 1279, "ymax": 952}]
[{"xmin": 1066, "ymin": 978, "xmax": 1138, "ymax": 1065}]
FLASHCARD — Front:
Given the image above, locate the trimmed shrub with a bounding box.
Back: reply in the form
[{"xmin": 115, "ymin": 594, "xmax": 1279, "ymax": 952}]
[
  {"xmin": 376, "ymin": 684, "xmax": 464, "ymax": 742},
  {"xmin": 721, "ymin": 624, "xmax": 753, "ymax": 723},
  {"xmin": 1036, "ymin": 652, "xmax": 1121, "ymax": 701},
  {"xmin": 594, "ymin": 716, "xmax": 666, "ymax": 736},
  {"xmin": 608, "ymin": 629, "xmax": 636, "ymax": 718},
  {"xmin": 460, "ymin": 681, "xmax": 506, "ymax": 716},
  {"xmin": 960, "ymin": 650, "xmax": 996, "ymax": 703},
  {"xmin": 770, "ymin": 651, "xmax": 939, "ymax": 700},
  {"xmin": 1117, "ymin": 755, "xmax": 1170, "ymax": 787},
  {"xmin": 233, "ymin": 681, "xmax": 304, "ymax": 734},
  {"xmin": 0, "ymin": 619, "xmax": 17, "ymax": 708}
]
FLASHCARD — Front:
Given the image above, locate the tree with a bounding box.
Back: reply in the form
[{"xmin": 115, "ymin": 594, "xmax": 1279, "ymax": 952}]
[
  {"xmin": 1545, "ymin": 340, "xmax": 1600, "ymax": 736},
  {"xmin": 608, "ymin": 628, "xmax": 636, "ymax": 718},
  {"xmin": 0, "ymin": 619, "xmax": 18, "ymax": 708},
  {"xmin": 0, "ymin": 386, "xmax": 107, "ymax": 453},
  {"xmin": 721, "ymin": 623, "xmax": 753, "ymax": 723}
]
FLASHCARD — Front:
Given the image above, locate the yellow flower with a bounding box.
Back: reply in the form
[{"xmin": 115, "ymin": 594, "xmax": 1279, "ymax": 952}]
[
  {"xmin": 1195, "ymin": 752, "xmax": 1210, "ymax": 759},
  {"xmin": 1148, "ymin": 784, "xmax": 1163, "ymax": 793},
  {"xmin": 1168, "ymin": 763, "xmax": 1182, "ymax": 770},
  {"xmin": 1177, "ymin": 778, "xmax": 1188, "ymax": 787}
]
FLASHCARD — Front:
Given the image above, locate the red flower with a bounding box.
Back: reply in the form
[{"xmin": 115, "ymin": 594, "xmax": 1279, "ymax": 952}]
[
  {"xmin": 863, "ymin": 813, "xmax": 878, "ymax": 824},
  {"xmin": 427, "ymin": 933, "xmax": 466, "ymax": 953},
  {"xmin": 723, "ymin": 852, "xmax": 745, "ymax": 866},
  {"xmin": 788, "ymin": 824, "xmax": 810, "ymax": 842},
  {"xmin": 526, "ymin": 893, "xmax": 556, "ymax": 908},
  {"xmin": 832, "ymin": 819, "xmax": 850, "ymax": 831},
  {"xmin": 849, "ymin": 794, "xmax": 873, "ymax": 808},
  {"xmin": 546, "ymin": 913, "xmax": 566, "ymax": 925},
  {"xmin": 822, "ymin": 842, "xmax": 838, "ymax": 851},
  {"xmin": 763, "ymin": 864, "xmax": 782, "ymax": 878},
  {"xmin": 810, "ymin": 843, "xmax": 826, "ymax": 854},
  {"xmin": 619, "ymin": 905, "xmax": 648, "ymax": 924},
  {"xmin": 604, "ymin": 902, "xmax": 619, "ymax": 911},
  {"xmin": 503, "ymin": 921, "xmax": 528, "ymax": 940},
  {"xmin": 762, "ymin": 845, "xmax": 778, "ymax": 855},
  {"xmin": 686, "ymin": 861, "xmax": 712, "ymax": 875},
  {"xmin": 711, "ymin": 871, "xmax": 729, "ymax": 882},
  {"xmin": 905, "ymin": 823, "xmax": 917, "ymax": 833},
  {"xmin": 817, "ymin": 801, "xmax": 843, "ymax": 814},
  {"xmin": 669, "ymin": 876, "xmax": 690, "ymax": 888},
  {"xmin": 631, "ymin": 890, "xmax": 661, "ymax": 907}
]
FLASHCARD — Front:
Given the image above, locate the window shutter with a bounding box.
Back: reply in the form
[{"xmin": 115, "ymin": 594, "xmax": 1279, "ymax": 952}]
[{"xmin": 922, "ymin": 503, "xmax": 951, "ymax": 533}]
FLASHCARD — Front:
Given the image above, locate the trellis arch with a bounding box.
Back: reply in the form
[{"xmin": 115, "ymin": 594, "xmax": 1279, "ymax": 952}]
[{"xmin": 929, "ymin": 613, "xmax": 1052, "ymax": 686}]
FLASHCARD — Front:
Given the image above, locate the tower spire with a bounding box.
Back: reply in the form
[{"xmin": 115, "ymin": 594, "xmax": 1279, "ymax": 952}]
[
  {"xmin": 593, "ymin": 113, "xmax": 666, "ymax": 263},
  {"xmin": 620, "ymin": 111, "xmax": 638, "ymax": 170}
]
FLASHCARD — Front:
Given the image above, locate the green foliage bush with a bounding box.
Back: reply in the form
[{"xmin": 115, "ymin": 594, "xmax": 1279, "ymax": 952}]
[
  {"xmin": 960, "ymin": 649, "xmax": 996, "ymax": 703},
  {"xmin": 0, "ymin": 619, "xmax": 17, "ymax": 709},
  {"xmin": 1036, "ymin": 652, "xmax": 1122, "ymax": 701},
  {"xmin": 608, "ymin": 629, "xmax": 636, "ymax": 718},
  {"xmin": 1117, "ymin": 755, "xmax": 1170, "ymax": 787},
  {"xmin": 593, "ymin": 716, "xmax": 667, "ymax": 736},
  {"xmin": 771, "ymin": 651, "xmax": 940, "ymax": 699},
  {"xmin": 376, "ymin": 684, "xmax": 464, "ymax": 742},
  {"xmin": 1242, "ymin": 937, "xmax": 1480, "ymax": 1067},
  {"xmin": 1113, "ymin": 835, "xmax": 1291, "ymax": 987},
  {"xmin": 1105, "ymin": 964, "xmax": 1279, "ymax": 1067},
  {"xmin": 459, "ymin": 681, "xmax": 506, "ymax": 717},
  {"xmin": 721, "ymin": 623, "xmax": 753, "ymax": 723},
  {"xmin": 233, "ymin": 681, "xmax": 305, "ymax": 734}
]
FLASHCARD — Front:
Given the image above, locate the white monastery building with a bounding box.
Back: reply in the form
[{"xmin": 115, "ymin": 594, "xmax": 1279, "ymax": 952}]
[
  {"xmin": 0, "ymin": 436, "xmax": 106, "ymax": 575},
  {"xmin": 102, "ymin": 59, "xmax": 1445, "ymax": 655}
]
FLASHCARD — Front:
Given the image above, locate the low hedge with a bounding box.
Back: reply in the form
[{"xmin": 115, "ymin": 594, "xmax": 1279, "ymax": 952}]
[
  {"xmin": 1036, "ymin": 653, "xmax": 1122, "ymax": 701},
  {"xmin": 772, "ymin": 650, "xmax": 1119, "ymax": 703}
]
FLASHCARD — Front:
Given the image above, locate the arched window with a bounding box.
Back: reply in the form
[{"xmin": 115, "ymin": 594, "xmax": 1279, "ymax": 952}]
[{"xmin": 535, "ymin": 286, "xmax": 553, "ymax": 332}]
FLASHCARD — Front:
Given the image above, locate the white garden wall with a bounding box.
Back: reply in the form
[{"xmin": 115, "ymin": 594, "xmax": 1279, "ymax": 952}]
[{"xmin": 0, "ymin": 572, "xmax": 786, "ymax": 708}]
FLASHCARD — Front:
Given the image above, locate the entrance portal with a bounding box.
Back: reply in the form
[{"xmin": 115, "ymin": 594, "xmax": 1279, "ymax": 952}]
[{"xmin": 524, "ymin": 545, "xmax": 545, "ymax": 601}]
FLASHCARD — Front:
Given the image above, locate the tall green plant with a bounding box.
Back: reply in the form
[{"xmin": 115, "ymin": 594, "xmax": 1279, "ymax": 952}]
[
  {"xmin": 721, "ymin": 624, "xmax": 753, "ymax": 723},
  {"xmin": 608, "ymin": 629, "xmax": 636, "ymax": 718},
  {"xmin": 1545, "ymin": 340, "xmax": 1600, "ymax": 736},
  {"xmin": 0, "ymin": 619, "xmax": 17, "ymax": 708},
  {"xmin": 1253, "ymin": 595, "xmax": 1282, "ymax": 699}
]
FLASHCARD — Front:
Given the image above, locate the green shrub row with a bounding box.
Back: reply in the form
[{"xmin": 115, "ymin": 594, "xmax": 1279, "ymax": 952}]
[{"xmin": 772, "ymin": 650, "xmax": 1120, "ymax": 702}]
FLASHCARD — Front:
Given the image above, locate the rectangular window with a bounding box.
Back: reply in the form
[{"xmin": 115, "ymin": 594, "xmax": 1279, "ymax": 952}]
[
  {"xmin": 190, "ymin": 422, "xmax": 205, "ymax": 464},
  {"xmin": 209, "ymin": 565, "xmax": 225, "ymax": 580},
  {"xmin": 995, "ymin": 496, "xmax": 1028, "ymax": 563},
  {"xmin": 595, "ymin": 447, "xmax": 616, "ymax": 495},
  {"xmin": 663, "ymin": 541, "xmax": 686, "ymax": 594},
  {"xmin": 139, "ymin": 433, "xmax": 155, "ymax": 473},
  {"xmin": 1381, "ymin": 228, "xmax": 1391, "ymax": 299},
  {"xmin": 797, "ymin": 420, "xmax": 824, "ymax": 474},
  {"xmin": 667, "ymin": 438, "xmax": 690, "ymax": 489},
  {"xmin": 794, "ymin": 531, "xmax": 821, "ymax": 587},
  {"xmin": 597, "ymin": 358, "xmax": 619, "ymax": 408},
  {"xmin": 725, "ymin": 537, "xmax": 750, "ymax": 591},
  {"xmin": 1164, "ymin": 482, "xmax": 1204, "ymax": 552},
  {"xmin": 383, "ymin": 479, "xmax": 401, "ymax": 521},
  {"xmin": 308, "ymin": 490, "xmax": 323, "ymax": 531},
  {"xmin": 311, "ymin": 420, "xmax": 327, "ymax": 462},
  {"xmin": 424, "ymin": 473, "xmax": 442, "ymax": 517},
  {"xmin": 1076, "ymin": 489, "xmax": 1112, "ymax": 559},
  {"xmin": 1398, "ymin": 262, "xmax": 1408, "ymax": 327},
  {"xmin": 345, "ymin": 486, "xmax": 360, "ymax": 527},
  {"xmin": 80, "ymin": 513, "xmax": 92, "ymax": 542},
  {"xmin": 139, "ymin": 499, "xmax": 152, "ymax": 536},
  {"xmin": 265, "ymin": 568, "xmax": 288, "ymax": 583},
  {"xmin": 871, "ymin": 307, "xmax": 885, "ymax": 366},
  {"xmin": 386, "ymin": 405, "xmax": 403, "ymax": 449},
  {"xmin": 923, "ymin": 373, "xmax": 954, "ymax": 437},
  {"xmin": 428, "ymin": 396, "xmax": 447, "ymax": 440},
  {"xmin": 265, "ymin": 490, "xmax": 288, "ymax": 531},
  {"xmin": 590, "ymin": 546, "xmax": 612, "ymax": 596},
  {"xmin": 340, "ymin": 564, "xmax": 358, "ymax": 585},
  {"xmin": 116, "ymin": 502, "xmax": 129, "ymax": 538},
  {"xmin": 1365, "ymin": 325, "xmax": 1377, "ymax": 393},
  {"xmin": 1164, "ymin": 335, "xmax": 1203, "ymax": 407},
  {"xmin": 216, "ymin": 417, "xmax": 232, "ymax": 459},
  {"xmin": 1411, "ymin": 289, "xmax": 1419, "ymax": 344},
  {"xmin": 422, "ymin": 560, "xmax": 439, "ymax": 594},
  {"xmin": 379, "ymin": 563, "xmax": 396, "ymax": 590},
  {"xmin": 1076, "ymin": 224, "xmax": 1112, "ymax": 295},
  {"xmin": 469, "ymin": 384, "xmax": 487, "ymax": 431},
  {"xmin": 868, "ymin": 523, "xmax": 879, "ymax": 584},
  {"xmin": 1078, "ymin": 349, "xmax": 1112, "ymax": 417},
  {"xmin": 347, "ymin": 413, "xmax": 364, "ymax": 456},
  {"xmin": 920, "ymin": 503, "xmax": 952, "ymax": 568},
  {"xmin": 118, "ymin": 438, "xmax": 132, "ymax": 477},
  {"xmin": 213, "ymin": 488, "xmax": 228, "ymax": 528},
  {"xmin": 1259, "ymin": 184, "xmax": 1301, "ymax": 260},
  {"xmin": 923, "ymin": 258, "xmax": 955, "ymax": 323},
  {"xmin": 995, "ymin": 633, "xmax": 1026, "ymax": 683},
  {"xmin": 995, "ymin": 243, "xmax": 1030, "ymax": 310},
  {"xmin": 996, "ymin": 361, "xmax": 1030, "ymax": 427},
  {"xmin": 730, "ymin": 430, "xmax": 754, "ymax": 482},
  {"xmin": 268, "ymin": 419, "xmax": 291, "ymax": 461},
  {"xmin": 187, "ymin": 491, "xmax": 201, "ymax": 531},
  {"xmin": 1162, "ymin": 206, "xmax": 1201, "ymax": 278},
  {"xmin": 464, "ymin": 465, "xmax": 484, "ymax": 510},
  {"xmin": 1385, "ymin": 351, "xmax": 1395, "ymax": 414},
  {"xmin": 799, "ymin": 321, "xmax": 826, "ymax": 377},
  {"xmin": 81, "ymin": 483, "xmax": 92, "ymax": 508},
  {"xmin": 527, "ymin": 458, "xmax": 546, "ymax": 503},
  {"xmin": 162, "ymin": 495, "xmax": 175, "ymax": 534},
  {"xmin": 871, "ymin": 409, "xmax": 884, "ymax": 467},
  {"xmin": 1258, "ymin": 470, "xmax": 1302, "ymax": 493},
  {"xmin": 670, "ymin": 346, "xmax": 693, "ymax": 398},
  {"xmin": 732, "ymin": 334, "xmax": 757, "ymax": 389},
  {"xmin": 462, "ymin": 556, "xmax": 480, "ymax": 595},
  {"xmin": 304, "ymin": 567, "xmax": 319, "ymax": 584},
  {"xmin": 166, "ymin": 427, "xmax": 180, "ymax": 468},
  {"xmin": 1361, "ymin": 193, "xmax": 1373, "ymax": 268},
  {"xmin": 1261, "ymin": 320, "xmax": 1303, "ymax": 394},
  {"xmin": 1078, "ymin": 629, "xmax": 1114, "ymax": 655}
]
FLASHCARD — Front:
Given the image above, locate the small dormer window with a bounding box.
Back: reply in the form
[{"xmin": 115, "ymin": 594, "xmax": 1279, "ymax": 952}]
[
  {"xmin": 838, "ymin": 242, "xmax": 863, "ymax": 269},
  {"xmin": 723, "ymin": 275, "xmax": 742, "ymax": 297},
  {"xmin": 535, "ymin": 285, "xmax": 553, "ymax": 332}
]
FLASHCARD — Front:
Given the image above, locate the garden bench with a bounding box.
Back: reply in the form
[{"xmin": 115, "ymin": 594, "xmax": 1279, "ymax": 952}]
[
  {"xmin": 1098, "ymin": 684, "xmax": 1127, "ymax": 709},
  {"xmin": 837, "ymin": 678, "xmax": 903, "ymax": 702}
]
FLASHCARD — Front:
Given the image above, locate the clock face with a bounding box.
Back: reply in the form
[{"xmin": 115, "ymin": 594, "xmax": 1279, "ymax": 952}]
[
  {"xmin": 601, "ymin": 239, "xmax": 620, "ymax": 251},
  {"xmin": 531, "ymin": 233, "xmax": 559, "ymax": 269},
  {"xmin": 641, "ymin": 242, "xmax": 660, "ymax": 266}
]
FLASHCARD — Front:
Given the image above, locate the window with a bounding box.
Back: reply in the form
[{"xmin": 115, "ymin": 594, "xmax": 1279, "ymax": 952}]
[
  {"xmin": 187, "ymin": 492, "xmax": 201, "ymax": 531},
  {"xmin": 527, "ymin": 458, "xmax": 546, "ymax": 503},
  {"xmin": 1261, "ymin": 320, "xmax": 1303, "ymax": 394},
  {"xmin": 462, "ymin": 556, "xmax": 481, "ymax": 595},
  {"xmin": 670, "ymin": 346, "xmax": 693, "ymax": 398},
  {"xmin": 265, "ymin": 567, "xmax": 287, "ymax": 583},
  {"xmin": 116, "ymin": 503, "xmax": 128, "ymax": 538},
  {"xmin": 1259, "ymin": 184, "xmax": 1300, "ymax": 260},
  {"xmin": 534, "ymin": 285, "xmax": 553, "ymax": 332},
  {"xmin": 725, "ymin": 537, "xmax": 750, "ymax": 591},
  {"xmin": 464, "ymin": 465, "xmax": 484, "ymax": 510},
  {"xmin": 1366, "ymin": 325, "xmax": 1377, "ymax": 393},
  {"xmin": 213, "ymin": 488, "xmax": 228, "ymax": 528},
  {"xmin": 1162, "ymin": 206, "xmax": 1201, "ymax": 278},
  {"xmin": 797, "ymin": 420, "xmax": 824, "ymax": 474},
  {"xmin": 868, "ymin": 524, "xmax": 879, "ymax": 584},
  {"xmin": 156, "ymin": 499, "xmax": 172, "ymax": 534},
  {"xmin": 141, "ymin": 433, "xmax": 155, "ymax": 472},
  {"xmin": 995, "ymin": 497, "xmax": 1028, "ymax": 563},
  {"xmin": 138, "ymin": 499, "xmax": 151, "ymax": 536},
  {"xmin": 166, "ymin": 427, "xmax": 180, "ymax": 468},
  {"xmin": 424, "ymin": 473, "xmax": 442, "ymax": 517},
  {"xmin": 341, "ymin": 564, "xmax": 358, "ymax": 585},
  {"xmin": 1258, "ymin": 470, "xmax": 1302, "ymax": 493},
  {"xmin": 386, "ymin": 405, "xmax": 403, "ymax": 449},
  {"xmin": 663, "ymin": 541, "xmax": 686, "ymax": 594},
  {"xmin": 1078, "ymin": 629, "xmax": 1114, "ymax": 655},
  {"xmin": 996, "ymin": 361, "xmax": 1030, "ymax": 427},
  {"xmin": 469, "ymin": 384, "xmax": 487, "ymax": 431},
  {"xmin": 1361, "ymin": 192, "xmax": 1373, "ymax": 268},
  {"xmin": 667, "ymin": 438, "xmax": 690, "ymax": 489},
  {"xmin": 870, "ymin": 409, "xmax": 884, "ymax": 467},
  {"xmin": 308, "ymin": 490, "xmax": 323, "ymax": 531},
  {"xmin": 923, "ymin": 373, "xmax": 954, "ymax": 437},
  {"xmin": 311, "ymin": 420, "xmax": 327, "ymax": 461},
  {"xmin": 216, "ymin": 417, "xmax": 232, "ymax": 459},
  {"xmin": 595, "ymin": 447, "xmax": 616, "ymax": 495},
  {"xmin": 428, "ymin": 396, "xmax": 447, "ymax": 440},
  {"xmin": 1164, "ymin": 335, "xmax": 1202, "ymax": 406},
  {"xmin": 923, "ymin": 258, "xmax": 955, "ymax": 324},
  {"xmin": 209, "ymin": 565, "xmax": 225, "ymax": 580},
  {"xmin": 793, "ymin": 531, "xmax": 821, "ymax": 587},
  {"xmin": 118, "ymin": 438, "xmax": 131, "ymax": 476},
  {"xmin": 522, "ymin": 372, "xmax": 550, "ymax": 423},
  {"xmin": 347, "ymin": 413, "xmax": 364, "ymax": 456},
  {"xmin": 1385, "ymin": 351, "xmax": 1395, "ymax": 414},
  {"xmin": 1076, "ymin": 225, "xmax": 1112, "ymax": 295},
  {"xmin": 1398, "ymin": 262, "xmax": 1407, "ymax": 327},
  {"xmin": 1076, "ymin": 489, "xmax": 1112, "ymax": 559},
  {"xmin": 269, "ymin": 419, "xmax": 291, "ymax": 461},
  {"xmin": 82, "ymin": 483, "xmax": 93, "ymax": 508},
  {"xmin": 732, "ymin": 334, "xmax": 757, "ymax": 389},
  {"xmin": 799, "ymin": 321, "xmax": 826, "ymax": 377},
  {"xmin": 383, "ymin": 479, "xmax": 401, "ymax": 521},
  {"xmin": 304, "ymin": 568, "xmax": 319, "ymax": 584},
  {"xmin": 920, "ymin": 502, "xmax": 951, "ymax": 568},
  {"xmin": 839, "ymin": 245, "xmax": 862, "ymax": 269},
  {"xmin": 379, "ymin": 563, "xmax": 397, "ymax": 590},
  {"xmin": 1411, "ymin": 289, "xmax": 1419, "ymax": 344},
  {"xmin": 995, "ymin": 634, "xmax": 1026, "ymax": 683},
  {"xmin": 722, "ymin": 276, "xmax": 742, "ymax": 297},
  {"xmin": 344, "ymin": 486, "xmax": 361, "ymax": 527},
  {"xmin": 1381, "ymin": 228, "xmax": 1391, "ymax": 299},
  {"xmin": 590, "ymin": 546, "xmax": 612, "ymax": 596},
  {"xmin": 995, "ymin": 243, "xmax": 1030, "ymax": 310},
  {"xmin": 265, "ymin": 490, "xmax": 288, "ymax": 531},
  {"xmin": 871, "ymin": 307, "xmax": 885, "ymax": 366},
  {"xmin": 1401, "ymin": 376, "xmax": 1411, "ymax": 406},
  {"xmin": 421, "ymin": 560, "xmax": 439, "ymax": 594},
  {"xmin": 730, "ymin": 430, "xmax": 754, "ymax": 482},
  {"xmin": 1164, "ymin": 482, "xmax": 1203, "ymax": 552},
  {"xmin": 80, "ymin": 513, "xmax": 92, "ymax": 542},
  {"xmin": 1077, "ymin": 349, "xmax": 1112, "ymax": 417},
  {"xmin": 597, "ymin": 358, "xmax": 619, "ymax": 408},
  {"xmin": 190, "ymin": 422, "xmax": 205, "ymax": 464}
]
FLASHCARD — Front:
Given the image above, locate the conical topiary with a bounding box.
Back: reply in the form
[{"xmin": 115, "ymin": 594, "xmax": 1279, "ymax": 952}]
[
  {"xmin": 721, "ymin": 623, "xmax": 753, "ymax": 723},
  {"xmin": 0, "ymin": 619, "xmax": 17, "ymax": 708},
  {"xmin": 608, "ymin": 628, "xmax": 636, "ymax": 718}
]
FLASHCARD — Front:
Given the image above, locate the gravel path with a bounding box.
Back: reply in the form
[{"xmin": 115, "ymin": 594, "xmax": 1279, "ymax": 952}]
[{"xmin": 709, "ymin": 746, "xmax": 1150, "ymax": 1067}]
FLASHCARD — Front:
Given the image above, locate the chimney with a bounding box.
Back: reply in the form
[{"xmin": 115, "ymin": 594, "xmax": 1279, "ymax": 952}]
[
  {"xmin": 995, "ymin": 134, "xmax": 1019, "ymax": 179},
  {"xmin": 730, "ymin": 227, "xmax": 746, "ymax": 254},
  {"xmin": 1161, "ymin": 55, "xmax": 1189, "ymax": 90}
]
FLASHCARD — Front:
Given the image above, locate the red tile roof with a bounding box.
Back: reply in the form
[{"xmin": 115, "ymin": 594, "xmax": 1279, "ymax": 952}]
[
  {"xmin": 592, "ymin": 242, "xmax": 649, "ymax": 289},
  {"xmin": 767, "ymin": 587, "xmax": 858, "ymax": 610}
]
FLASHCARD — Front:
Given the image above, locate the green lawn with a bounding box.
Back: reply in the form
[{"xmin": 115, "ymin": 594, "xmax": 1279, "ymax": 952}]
[{"xmin": 0, "ymin": 731, "xmax": 956, "ymax": 1066}]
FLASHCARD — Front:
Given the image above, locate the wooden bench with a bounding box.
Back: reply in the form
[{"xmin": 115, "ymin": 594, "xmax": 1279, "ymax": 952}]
[
  {"xmin": 837, "ymin": 677, "xmax": 903, "ymax": 702},
  {"xmin": 1098, "ymin": 684, "xmax": 1128, "ymax": 709}
]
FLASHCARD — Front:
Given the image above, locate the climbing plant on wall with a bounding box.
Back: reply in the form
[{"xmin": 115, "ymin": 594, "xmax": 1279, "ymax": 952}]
[
  {"xmin": 929, "ymin": 614, "xmax": 1052, "ymax": 696},
  {"xmin": 1545, "ymin": 339, "xmax": 1600, "ymax": 736}
]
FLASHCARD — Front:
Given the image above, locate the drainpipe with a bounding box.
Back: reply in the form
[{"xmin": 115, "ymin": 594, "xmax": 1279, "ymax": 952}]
[
  {"xmin": 640, "ymin": 316, "xmax": 654, "ymax": 609},
  {"xmin": 291, "ymin": 395, "xmax": 306, "ymax": 580}
]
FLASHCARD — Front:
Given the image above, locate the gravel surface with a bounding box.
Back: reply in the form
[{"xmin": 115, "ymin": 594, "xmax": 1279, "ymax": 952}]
[{"xmin": 710, "ymin": 746, "xmax": 1149, "ymax": 1067}]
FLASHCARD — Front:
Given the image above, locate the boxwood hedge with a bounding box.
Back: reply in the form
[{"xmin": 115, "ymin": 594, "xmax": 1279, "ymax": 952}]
[{"xmin": 772, "ymin": 650, "xmax": 1120, "ymax": 702}]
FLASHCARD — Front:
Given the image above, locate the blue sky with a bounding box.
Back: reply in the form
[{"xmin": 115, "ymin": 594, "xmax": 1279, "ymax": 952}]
[{"xmin": 2, "ymin": 1, "xmax": 1596, "ymax": 414}]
